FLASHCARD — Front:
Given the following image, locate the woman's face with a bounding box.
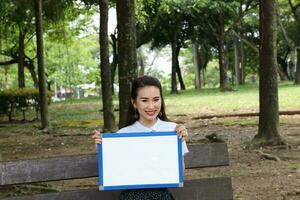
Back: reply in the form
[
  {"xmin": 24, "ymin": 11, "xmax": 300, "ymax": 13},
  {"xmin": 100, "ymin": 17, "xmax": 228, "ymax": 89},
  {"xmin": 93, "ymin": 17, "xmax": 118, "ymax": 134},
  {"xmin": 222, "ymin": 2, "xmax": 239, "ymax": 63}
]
[{"xmin": 132, "ymin": 86, "xmax": 162, "ymax": 126}]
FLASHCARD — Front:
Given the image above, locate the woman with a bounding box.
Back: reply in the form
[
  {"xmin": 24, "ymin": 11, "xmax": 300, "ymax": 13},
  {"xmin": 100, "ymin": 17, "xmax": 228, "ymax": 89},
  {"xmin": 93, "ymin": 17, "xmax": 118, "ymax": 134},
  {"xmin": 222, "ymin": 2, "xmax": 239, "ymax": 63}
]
[{"xmin": 93, "ymin": 75, "xmax": 189, "ymax": 200}]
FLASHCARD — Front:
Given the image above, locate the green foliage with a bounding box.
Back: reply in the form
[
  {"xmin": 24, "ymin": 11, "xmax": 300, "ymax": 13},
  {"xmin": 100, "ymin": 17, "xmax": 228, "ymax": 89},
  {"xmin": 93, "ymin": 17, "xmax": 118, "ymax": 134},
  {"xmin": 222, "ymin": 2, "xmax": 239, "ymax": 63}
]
[
  {"xmin": 44, "ymin": 33, "xmax": 99, "ymax": 89},
  {"xmin": 0, "ymin": 0, "xmax": 94, "ymax": 91},
  {"xmin": 0, "ymin": 88, "xmax": 52, "ymax": 121},
  {"xmin": 1, "ymin": 0, "xmax": 299, "ymax": 92}
]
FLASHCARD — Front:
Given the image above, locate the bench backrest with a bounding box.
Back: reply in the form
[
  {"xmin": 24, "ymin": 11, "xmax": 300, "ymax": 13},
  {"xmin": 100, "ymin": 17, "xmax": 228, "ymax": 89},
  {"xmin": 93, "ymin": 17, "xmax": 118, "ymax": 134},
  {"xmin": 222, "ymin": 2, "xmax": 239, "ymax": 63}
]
[{"xmin": 0, "ymin": 143, "xmax": 233, "ymax": 200}]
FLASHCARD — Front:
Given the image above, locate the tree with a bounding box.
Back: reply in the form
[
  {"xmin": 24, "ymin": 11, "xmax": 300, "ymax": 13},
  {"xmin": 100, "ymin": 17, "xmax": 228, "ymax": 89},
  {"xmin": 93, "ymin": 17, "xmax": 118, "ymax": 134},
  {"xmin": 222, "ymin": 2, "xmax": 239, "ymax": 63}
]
[
  {"xmin": 99, "ymin": 0, "xmax": 116, "ymax": 131},
  {"xmin": 109, "ymin": 31, "xmax": 118, "ymax": 95},
  {"xmin": 0, "ymin": 0, "xmax": 83, "ymax": 89},
  {"xmin": 116, "ymin": 0, "xmax": 138, "ymax": 128},
  {"xmin": 252, "ymin": 0, "xmax": 284, "ymax": 146},
  {"xmin": 296, "ymin": 47, "xmax": 300, "ymax": 84},
  {"xmin": 34, "ymin": 0, "xmax": 49, "ymax": 130},
  {"xmin": 202, "ymin": 1, "xmax": 242, "ymax": 91},
  {"xmin": 286, "ymin": 0, "xmax": 300, "ymax": 84},
  {"xmin": 146, "ymin": 0, "xmax": 191, "ymax": 93},
  {"xmin": 0, "ymin": 0, "xmax": 35, "ymax": 88},
  {"xmin": 192, "ymin": 42, "xmax": 201, "ymax": 88}
]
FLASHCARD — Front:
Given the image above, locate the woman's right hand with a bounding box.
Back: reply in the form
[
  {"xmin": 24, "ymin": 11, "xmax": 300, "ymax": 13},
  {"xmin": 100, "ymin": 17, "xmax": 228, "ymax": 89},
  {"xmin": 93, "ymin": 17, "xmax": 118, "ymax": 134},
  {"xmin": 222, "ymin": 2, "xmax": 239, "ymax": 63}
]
[{"xmin": 92, "ymin": 129, "xmax": 102, "ymax": 145}]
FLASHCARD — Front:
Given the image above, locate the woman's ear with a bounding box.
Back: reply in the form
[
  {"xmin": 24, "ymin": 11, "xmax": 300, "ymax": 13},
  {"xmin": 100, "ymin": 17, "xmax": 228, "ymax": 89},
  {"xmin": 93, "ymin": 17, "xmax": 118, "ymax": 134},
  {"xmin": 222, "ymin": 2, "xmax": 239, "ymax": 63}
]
[{"xmin": 131, "ymin": 99, "xmax": 136, "ymax": 109}]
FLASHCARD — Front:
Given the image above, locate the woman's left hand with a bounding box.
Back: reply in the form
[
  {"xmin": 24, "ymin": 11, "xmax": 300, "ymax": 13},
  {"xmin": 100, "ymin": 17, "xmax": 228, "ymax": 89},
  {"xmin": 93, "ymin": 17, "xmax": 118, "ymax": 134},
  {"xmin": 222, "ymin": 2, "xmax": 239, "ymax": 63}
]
[{"xmin": 175, "ymin": 124, "xmax": 188, "ymax": 141}]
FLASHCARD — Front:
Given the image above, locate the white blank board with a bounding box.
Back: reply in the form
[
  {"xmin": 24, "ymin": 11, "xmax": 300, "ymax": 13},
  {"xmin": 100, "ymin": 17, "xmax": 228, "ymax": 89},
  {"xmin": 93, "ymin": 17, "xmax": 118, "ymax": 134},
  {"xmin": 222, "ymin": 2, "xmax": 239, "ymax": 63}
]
[{"xmin": 98, "ymin": 132, "xmax": 183, "ymax": 190}]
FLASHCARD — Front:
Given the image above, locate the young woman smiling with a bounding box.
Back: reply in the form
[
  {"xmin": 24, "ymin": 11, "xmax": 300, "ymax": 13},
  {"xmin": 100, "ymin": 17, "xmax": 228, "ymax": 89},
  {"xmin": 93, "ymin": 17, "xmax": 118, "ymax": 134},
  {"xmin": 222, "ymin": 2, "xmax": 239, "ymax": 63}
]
[{"xmin": 93, "ymin": 75, "xmax": 189, "ymax": 200}]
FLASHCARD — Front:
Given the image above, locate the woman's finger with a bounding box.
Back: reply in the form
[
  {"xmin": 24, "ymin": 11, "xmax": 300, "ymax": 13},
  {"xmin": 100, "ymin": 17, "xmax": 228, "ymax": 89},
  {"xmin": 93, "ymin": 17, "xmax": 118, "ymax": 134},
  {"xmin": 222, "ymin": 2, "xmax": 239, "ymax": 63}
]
[
  {"xmin": 92, "ymin": 129, "xmax": 101, "ymax": 138},
  {"xmin": 175, "ymin": 124, "xmax": 188, "ymax": 140},
  {"xmin": 95, "ymin": 138, "xmax": 102, "ymax": 144}
]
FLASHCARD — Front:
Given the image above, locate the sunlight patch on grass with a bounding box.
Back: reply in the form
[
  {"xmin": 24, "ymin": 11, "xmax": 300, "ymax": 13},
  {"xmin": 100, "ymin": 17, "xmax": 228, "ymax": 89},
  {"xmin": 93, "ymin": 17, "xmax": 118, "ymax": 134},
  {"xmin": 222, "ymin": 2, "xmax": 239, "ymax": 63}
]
[
  {"xmin": 54, "ymin": 119, "xmax": 104, "ymax": 129},
  {"xmin": 288, "ymin": 163, "xmax": 300, "ymax": 170}
]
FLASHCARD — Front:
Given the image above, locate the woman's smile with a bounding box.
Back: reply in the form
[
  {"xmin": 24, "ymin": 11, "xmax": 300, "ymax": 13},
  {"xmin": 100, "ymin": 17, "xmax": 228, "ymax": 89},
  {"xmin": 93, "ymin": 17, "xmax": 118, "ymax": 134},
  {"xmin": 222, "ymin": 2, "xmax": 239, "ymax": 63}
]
[{"xmin": 145, "ymin": 110, "xmax": 157, "ymax": 116}]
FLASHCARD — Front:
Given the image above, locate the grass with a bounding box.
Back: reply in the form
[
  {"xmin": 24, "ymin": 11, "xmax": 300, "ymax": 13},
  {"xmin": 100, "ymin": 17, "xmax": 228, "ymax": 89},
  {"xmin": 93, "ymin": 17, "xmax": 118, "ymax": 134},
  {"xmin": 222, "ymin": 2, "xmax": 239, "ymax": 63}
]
[
  {"xmin": 2, "ymin": 82, "xmax": 299, "ymax": 127},
  {"xmin": 49, "ymin": 81, "xmax": 299, "ymax": 121},
  {"xmin": 165, "ymin": 81, "xmax": 300, "ymax": 116}
]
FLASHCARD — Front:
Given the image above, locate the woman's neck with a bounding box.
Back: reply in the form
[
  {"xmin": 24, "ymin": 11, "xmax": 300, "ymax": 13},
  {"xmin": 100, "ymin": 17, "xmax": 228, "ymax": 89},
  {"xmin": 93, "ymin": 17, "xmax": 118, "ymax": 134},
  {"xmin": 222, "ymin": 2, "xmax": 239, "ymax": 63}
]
[{"xmin": 138, "ymin": 118, "xmax": 157, "ymax": 128}]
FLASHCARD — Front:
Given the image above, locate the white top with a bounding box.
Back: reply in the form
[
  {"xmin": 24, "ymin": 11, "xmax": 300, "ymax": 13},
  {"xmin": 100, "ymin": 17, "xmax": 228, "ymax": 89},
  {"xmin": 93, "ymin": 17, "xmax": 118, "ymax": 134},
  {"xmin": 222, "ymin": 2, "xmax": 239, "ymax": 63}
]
[{"xmin": 118, "ymin": 118, "xmax": 189, "ymax": 155}]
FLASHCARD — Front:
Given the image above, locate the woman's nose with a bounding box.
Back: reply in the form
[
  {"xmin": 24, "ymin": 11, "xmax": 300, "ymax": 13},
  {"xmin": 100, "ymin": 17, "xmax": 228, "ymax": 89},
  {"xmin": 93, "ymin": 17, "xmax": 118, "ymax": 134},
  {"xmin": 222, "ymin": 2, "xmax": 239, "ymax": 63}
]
[{"xmin": 148, "ymin": 101, "xmax": 155, "ymax": 108}]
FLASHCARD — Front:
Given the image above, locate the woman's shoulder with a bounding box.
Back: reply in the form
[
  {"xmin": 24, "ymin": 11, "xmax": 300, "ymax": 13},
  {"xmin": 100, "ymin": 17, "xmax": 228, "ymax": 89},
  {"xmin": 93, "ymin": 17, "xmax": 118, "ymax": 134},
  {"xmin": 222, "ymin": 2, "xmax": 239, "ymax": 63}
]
[
  {"xmin": 117, "ymin": 122, "xmax": 141, "ymax": 133},
  {"xmin": 159, "ymin": 119, "xmax": 177, "ymax": 126},
  {"xmin": 156, "ymin": 119, "xmax": 177, "ymax": 130},
  {"xmin": 117, "ymin": 126, "xmax": 135, "ymax": 133}
]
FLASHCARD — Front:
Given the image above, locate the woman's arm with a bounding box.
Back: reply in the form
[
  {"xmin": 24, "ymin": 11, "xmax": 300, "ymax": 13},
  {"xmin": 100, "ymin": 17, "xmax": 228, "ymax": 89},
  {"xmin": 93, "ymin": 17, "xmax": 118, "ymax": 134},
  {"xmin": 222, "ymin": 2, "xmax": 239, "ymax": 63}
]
[{"xmin": 176, "ymin": 124, "xmax": 188, "ymax": 172}]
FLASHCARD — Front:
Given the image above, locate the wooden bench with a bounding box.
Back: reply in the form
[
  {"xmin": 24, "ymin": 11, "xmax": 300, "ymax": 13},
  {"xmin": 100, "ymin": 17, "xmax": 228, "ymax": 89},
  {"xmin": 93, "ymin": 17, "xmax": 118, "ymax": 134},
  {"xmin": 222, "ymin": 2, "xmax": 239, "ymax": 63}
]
[{"xmin": 0, "ymin": 143, "xmax": 233, "ymax": 200}]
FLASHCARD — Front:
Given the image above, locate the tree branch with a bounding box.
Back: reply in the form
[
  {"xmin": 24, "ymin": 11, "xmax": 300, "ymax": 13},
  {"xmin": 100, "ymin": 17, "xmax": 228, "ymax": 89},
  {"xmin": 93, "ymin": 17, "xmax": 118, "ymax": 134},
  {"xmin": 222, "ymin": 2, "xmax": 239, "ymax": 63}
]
[
  {"xmin": 231, "ymin": 30, "xmax": 258, "ymax": 52},
  {"xmin": 225, "ymin": 1, "xmax": 258, "ymax": 34},
  {"xmin": 207, "ymin": 22, "xmax": 219, "ymax": 39},
  {"xmin": 276, "ymin": 5, "xmax": 294, "ymax": 49},
  {"xmin": 25, "ymin": 32, "xmax": 35, "ymax": 46},
  {"xmin": 0, "ymin": 59, "xmax": 17, "ymax": 66},
  {"xmin": 288, "ymin": 0, "xmax": 299, "ymax": 20}
]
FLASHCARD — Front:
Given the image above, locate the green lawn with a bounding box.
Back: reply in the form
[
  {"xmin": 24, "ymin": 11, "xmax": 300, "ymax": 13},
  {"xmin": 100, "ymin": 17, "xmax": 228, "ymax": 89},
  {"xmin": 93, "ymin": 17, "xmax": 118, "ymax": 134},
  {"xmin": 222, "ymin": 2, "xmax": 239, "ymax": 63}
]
[
  {"xmin": 165, "ymin": 81, "xmax": 300, "ymax": 115},
  {"xmin": 47, "ymin": 81, "xmax": 300, "ymax": 125}
]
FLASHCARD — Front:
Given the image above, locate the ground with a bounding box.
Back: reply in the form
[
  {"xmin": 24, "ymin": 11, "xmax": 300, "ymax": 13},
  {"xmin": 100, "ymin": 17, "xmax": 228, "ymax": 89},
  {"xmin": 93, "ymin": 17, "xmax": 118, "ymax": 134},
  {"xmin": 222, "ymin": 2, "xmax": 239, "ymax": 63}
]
[{"xmin": 0, "ymin": 114, "xmax": 299, "ymax": 200}]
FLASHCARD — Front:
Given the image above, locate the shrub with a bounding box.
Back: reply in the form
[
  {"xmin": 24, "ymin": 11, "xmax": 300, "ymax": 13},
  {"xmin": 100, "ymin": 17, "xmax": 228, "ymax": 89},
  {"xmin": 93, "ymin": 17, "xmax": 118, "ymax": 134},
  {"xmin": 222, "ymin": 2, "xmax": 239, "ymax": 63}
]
[{"xmin": 0, "ymin": 88, "xmax": 52, "ymax": 121}]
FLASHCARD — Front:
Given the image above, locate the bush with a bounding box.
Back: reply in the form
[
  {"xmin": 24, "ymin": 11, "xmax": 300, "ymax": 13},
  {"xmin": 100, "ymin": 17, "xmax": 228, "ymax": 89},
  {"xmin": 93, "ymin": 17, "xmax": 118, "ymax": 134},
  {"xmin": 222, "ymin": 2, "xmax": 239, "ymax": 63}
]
[{"xmin": 0, "ymin": 88, "xmax": 52, "ymax": 121}]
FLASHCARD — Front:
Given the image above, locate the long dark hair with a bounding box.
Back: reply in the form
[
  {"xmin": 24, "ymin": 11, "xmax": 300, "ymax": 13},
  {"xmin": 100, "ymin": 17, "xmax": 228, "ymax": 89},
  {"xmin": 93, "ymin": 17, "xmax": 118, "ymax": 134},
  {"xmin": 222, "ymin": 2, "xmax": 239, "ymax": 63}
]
[{"xmin": 124, "ymin": 76, "xmax": 169, "ymax": 127}]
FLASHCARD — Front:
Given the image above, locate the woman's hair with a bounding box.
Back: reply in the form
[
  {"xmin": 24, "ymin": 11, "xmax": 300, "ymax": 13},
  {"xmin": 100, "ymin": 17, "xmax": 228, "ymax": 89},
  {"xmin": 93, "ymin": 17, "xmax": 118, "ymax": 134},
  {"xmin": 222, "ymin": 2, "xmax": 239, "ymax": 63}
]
[{"xmin": 124, "ymin": 75, "xmax": 169, "ymax": 127}]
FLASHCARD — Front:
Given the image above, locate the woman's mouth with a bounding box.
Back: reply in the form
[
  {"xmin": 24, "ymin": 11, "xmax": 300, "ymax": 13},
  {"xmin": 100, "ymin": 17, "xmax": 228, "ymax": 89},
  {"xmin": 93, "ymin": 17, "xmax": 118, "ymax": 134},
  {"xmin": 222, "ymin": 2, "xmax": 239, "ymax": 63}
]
[{"xmin": 145, "ymin": 111, "xmax": 156, "ymax": 116}]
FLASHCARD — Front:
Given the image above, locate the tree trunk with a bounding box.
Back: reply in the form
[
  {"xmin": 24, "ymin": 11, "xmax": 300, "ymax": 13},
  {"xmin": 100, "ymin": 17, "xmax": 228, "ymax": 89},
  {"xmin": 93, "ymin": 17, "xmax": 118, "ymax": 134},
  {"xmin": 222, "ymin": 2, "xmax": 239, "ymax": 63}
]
[
  {"xmin": 202, "ymin": 68, "xmax": 206, "ymax": 87},
  {"xmin": 35, "ymin": 0, "xmax": 49, "ymax": 131},
  {"xmin": 18, "ymin": 30, "xmax": 25, "ymax": 88},
  {"xmin": 277, "ymin": 57, "xmax": 289, "ymax": 81},
  {"xmin": 277, "ymin": 52, "xmax": 290, "ymax": 80},
  {"xmin": 239, "ymin": 41, "xmax": 245, "ymax": 84},
  {"xmin": 25, "ymin": 60, "xmax": 38, "ymax": 88},
  {"xmin": 99, "ymin": 0, "xmax": 116, "ymax": 132},
  {"xmin": 234, "ymin": 36, "xmax": 240, "ymax": 85},
  {"xmin": 138, "ymin": 57, "xmax": 145, "ymax": 77},
  {"xmin": 116, "ymin": 0, "xmax": 137, "ymax": 128},
  {"xmin": 218, "ymin": 13, "xmax": 229, "ymax": 91},
  {"xmin": 175, "ymin": 43, "xmax": 185, "ymax": 90},
  {"xmin": 295, "ymin": 48, "xmax": 300, "ymax": 84},
  {"xmin": 192, "ymin": 42, "xmax": 201, "ymax": 89},
  {"xmin": 199, "ymin": 45, "xmax": 208, "ymax": 87},
  {"xmin": 252, "ymin": 0, "xmax": 284, "ymax": 147},
  {"xmin": 171, "ymin": 39, "xmax": 178, "ymax": 94},
  {"xmin": 287, "ymin": 1, "xmax": 300, "ymax": 83},
  {"xmin": 110, "ymin": 33, "xmax": 118, "ymax": 95}
]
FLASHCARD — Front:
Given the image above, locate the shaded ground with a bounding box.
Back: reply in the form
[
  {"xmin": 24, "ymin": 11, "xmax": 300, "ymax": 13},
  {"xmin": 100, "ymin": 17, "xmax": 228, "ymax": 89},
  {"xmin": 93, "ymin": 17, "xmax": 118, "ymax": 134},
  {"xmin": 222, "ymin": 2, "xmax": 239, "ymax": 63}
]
[{"xmin": 0, "ymin": 114, "xmax": 299, "ymax": 200}]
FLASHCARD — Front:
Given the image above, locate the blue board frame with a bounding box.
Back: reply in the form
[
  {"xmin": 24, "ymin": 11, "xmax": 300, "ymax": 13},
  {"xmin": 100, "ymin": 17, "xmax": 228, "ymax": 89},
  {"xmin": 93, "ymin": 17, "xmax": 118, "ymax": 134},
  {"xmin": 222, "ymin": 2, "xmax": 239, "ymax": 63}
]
[{"xmin": 98, "ymin": 131, "xmax": 183, "ymax": 190}]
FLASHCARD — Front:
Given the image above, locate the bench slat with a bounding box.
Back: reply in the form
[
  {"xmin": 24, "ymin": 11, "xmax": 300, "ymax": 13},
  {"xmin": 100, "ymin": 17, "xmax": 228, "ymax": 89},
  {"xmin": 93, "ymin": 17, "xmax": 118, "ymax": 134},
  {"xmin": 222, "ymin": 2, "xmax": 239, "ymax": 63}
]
[
  {"xmin": 0, "ymin": 143, "xmax": 229, "ymax": 185},
  {"xmin": 0, "ymin": 154, "xmax": 98, "ymax": 185},
  {"xmin": 2, "ymin": 177, "xmax": 233, "ymax": 200},
  {"xmin": 185, "ymin": 143, "xmax": 229, "ymax": 168},
  {"xmin": 170, "ymin": 177, "xmax": 233, "ymax": 200}
]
